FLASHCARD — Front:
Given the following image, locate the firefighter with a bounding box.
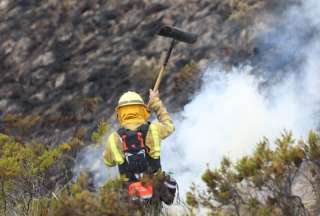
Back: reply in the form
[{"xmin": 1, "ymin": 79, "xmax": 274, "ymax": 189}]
[{"xmin": 103, "ymin": 89, "xmax": 176, "ymax": 204}]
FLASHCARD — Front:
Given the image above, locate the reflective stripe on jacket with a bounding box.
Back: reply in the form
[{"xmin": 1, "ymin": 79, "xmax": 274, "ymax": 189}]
[{"xmin": 103, "ymin": 97, "xmax": 174, "ymax": 167}]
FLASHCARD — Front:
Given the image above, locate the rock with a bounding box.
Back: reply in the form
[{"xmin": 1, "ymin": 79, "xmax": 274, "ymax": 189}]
[
  {"xmin": 33, "ymin": 52, "xmax": 55, "ymax": 67},
  {"xmin": 7, "ymin": 103, "xmax": 22, "ymax": 113},
  {"xmin": 7, "ymin": 37, "xmax": 33, "ymax": 67},
  {"xmin": 56, "ymin": 25, "xmax": 74, "ymax": 43},
  {"xmin": 31, "ymin": 91, "xmax": 46, "ymax": 101},
  {"xmin": 0, "ymin": 0, "xmax": 8, "ymax": 10},
  {"xmin": 55, "ymin": 74, "xmax": 66, "ymax": 88},
  {"xmin": 82, "ymin": 82, "xmax": 95, "ymax": 95},
  {"xmin": 0, "ymin": 99, "xmax": 8, "ymax": 110},
  {"xmin": 2, "ymin": 40, "xmax": 15, "ymax": 55}
]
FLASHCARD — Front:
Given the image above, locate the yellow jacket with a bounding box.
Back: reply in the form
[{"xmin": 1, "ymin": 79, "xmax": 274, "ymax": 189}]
[{"xmin": 103, "ymin": 97, "xmax": 174, "ymax": 167}]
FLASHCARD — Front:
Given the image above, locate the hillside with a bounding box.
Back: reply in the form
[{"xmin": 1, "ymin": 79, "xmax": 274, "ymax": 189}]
[{"xmin": 0, "ymin": 0, "xmax": 289, "ymax": 143}]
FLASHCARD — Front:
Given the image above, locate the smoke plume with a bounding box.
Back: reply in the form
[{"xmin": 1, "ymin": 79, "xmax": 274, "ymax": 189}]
[{"xmin": 162, "ymin": 0, "xmax": 320, "ymax": 194}]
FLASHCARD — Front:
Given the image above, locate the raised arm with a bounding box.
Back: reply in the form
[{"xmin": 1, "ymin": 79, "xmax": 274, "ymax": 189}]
[{"xmin": 149, "ymin": 89, "xmax": 175, "ymax": 139}]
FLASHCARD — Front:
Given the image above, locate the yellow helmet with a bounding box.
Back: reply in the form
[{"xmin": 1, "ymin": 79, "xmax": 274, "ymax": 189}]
[
  {"xmin": 116, "ymin": 91, "xmax": 150, "ymax": 125},
  {"xmin": 116, "ymin": 91, "xmax": 147, "ymax": 110}
]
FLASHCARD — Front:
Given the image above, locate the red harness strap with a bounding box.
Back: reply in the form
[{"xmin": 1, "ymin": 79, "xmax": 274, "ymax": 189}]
[
  {"xmin": 121, "ymin": 135, "xmax": 128, "ymax": 151},
  {"xmin": 137, "ymin": 132, "xmax": 145, "ymax": 148}
]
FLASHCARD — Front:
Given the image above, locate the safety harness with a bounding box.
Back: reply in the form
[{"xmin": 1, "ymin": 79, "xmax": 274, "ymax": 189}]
[
  {"xmin": 117, "ymin": 123, "xmax": 161, "ymax": 182},
  {"xmin": 114, "ymin": 123, "xmax": 177, "ymax": 204}
]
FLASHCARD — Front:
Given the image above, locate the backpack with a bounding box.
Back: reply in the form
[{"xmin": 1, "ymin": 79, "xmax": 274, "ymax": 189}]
[
  {"xmin": 117, "ymin": 124, "xmax": 177, "ymax": 204},
  {"xmin": 118, "ymin": 123, "xmax": 159, "ymax": 180}
]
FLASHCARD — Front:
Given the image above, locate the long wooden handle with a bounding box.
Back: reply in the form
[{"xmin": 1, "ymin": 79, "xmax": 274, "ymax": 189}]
[
  {"xmin": 152, "ymin": 40, "xmax": 176, "ymax": 91},
  {"xmin": 147, "ymin": 66, "xmax": 165, "ymax": 108},
  {"xmin": 148, "ymin": 40, "xmax": 176, "ymax": 108},
  {"xmin": 153, "ymin": 65, "xmax": 166, "ymax": 91}
]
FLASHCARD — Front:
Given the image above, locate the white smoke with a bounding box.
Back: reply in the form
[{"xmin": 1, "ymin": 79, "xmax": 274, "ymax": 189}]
[
  {"xmin": 74, "ymin": 141, "xmax": 117, "ymax": 187},
  {"xmin": 162, "ymin": 1, "xmax": 320, "ymax": 194},
  {"xmin": 74, "ymin": 0, "xmax": 320, "ymax": 199},
  {"xmin": 162, "ymin": 63, "xmax": 319, "ymax": 194}
]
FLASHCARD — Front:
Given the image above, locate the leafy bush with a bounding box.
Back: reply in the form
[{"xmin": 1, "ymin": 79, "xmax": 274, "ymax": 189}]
[
  {"xmin": 91, "ymin": 119, "xmax": 109, "ymax": 144},
  {"xmin": 187, "ymin": 130, "xmax": 320, "ymax": 216},
  {"xmin": 0, "ymin": 132, "xmax": 81, "ymax": 216},
  {"xmin": 49, "ymin": 173, "xmax": 144, "ymax": 216}
]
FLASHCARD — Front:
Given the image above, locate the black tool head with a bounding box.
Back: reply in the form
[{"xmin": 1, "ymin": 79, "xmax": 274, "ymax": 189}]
[{"xmin": 158, "ymin": 25, "xmax": 197, "ymax": 44}]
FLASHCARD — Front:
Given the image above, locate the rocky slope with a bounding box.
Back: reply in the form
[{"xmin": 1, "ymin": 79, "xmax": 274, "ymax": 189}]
[{"xmin": 0, "ymin": 0, "xmax": 291, "ymax": 143}]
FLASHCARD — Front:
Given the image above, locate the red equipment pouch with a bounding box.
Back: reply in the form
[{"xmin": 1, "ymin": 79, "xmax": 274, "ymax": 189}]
[{"xmin": 128, "ymin": 181, "xmax": 153, "ymax": 201}]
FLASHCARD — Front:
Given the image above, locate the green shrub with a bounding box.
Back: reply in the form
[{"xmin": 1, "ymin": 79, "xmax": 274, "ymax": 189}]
[
  {"xmin": 0, "ymin": 133, "xmax": 81, "ymax": 216},
  {"xmin": 188, "ymin": 130, "xmax": 320, "ymax": 216},
  {"xmin": 49, "ymin": 173, "xmax": 143, "ymax": 216}
]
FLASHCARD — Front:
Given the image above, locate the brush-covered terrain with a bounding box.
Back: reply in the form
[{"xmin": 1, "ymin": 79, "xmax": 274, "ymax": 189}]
[
  {"xmin": 0, "ymin": 0, "xmax": 288, "ymax": 142},
  {"xmin": 1, "ymin": 0, "xmax": 320, "ymax": 215}
]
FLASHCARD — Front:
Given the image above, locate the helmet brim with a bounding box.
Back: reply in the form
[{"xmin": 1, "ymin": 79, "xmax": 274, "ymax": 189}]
[{"xmin": 115, "ymin": 102, "xmax": 149, "ymax": 112}]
